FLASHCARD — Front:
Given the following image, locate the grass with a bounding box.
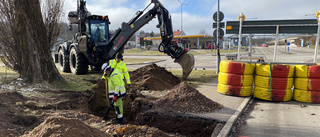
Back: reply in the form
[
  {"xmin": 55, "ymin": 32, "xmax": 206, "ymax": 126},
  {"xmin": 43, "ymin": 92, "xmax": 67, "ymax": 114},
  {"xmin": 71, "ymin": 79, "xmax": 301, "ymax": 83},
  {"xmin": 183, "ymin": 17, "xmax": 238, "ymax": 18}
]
[
  {"xmin": 124, "ymin": 48, "xmax": 245, "ymax": 56},
  {"xmin": 51, "ymin": 71, "xmax": 102, "ymax": 91},
  {"xmin": 0, "ymin": 66, "xmax": 19, "ymax": 78},
  {"xmin": 305, "ymin": 44, "xmax": 320, "ymax": 49},
  {"xmin": 169, "ymin": 69, "xmax": 217, "ymax": 87},
  {"xmin": 124, "ymin": 58, "xmax": 164, "ymax": 64},
  {"xmin": 124, "ymin": 48, "xmax": 165, "ymax": 56}
]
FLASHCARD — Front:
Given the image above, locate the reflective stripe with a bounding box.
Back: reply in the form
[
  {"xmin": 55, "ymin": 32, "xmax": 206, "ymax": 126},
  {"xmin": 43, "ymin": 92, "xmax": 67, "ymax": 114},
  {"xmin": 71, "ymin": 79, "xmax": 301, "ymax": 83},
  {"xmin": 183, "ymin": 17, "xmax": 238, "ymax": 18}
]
[
  {"xmin": 109, "ymin": 95, "xmax": 114, "ymax": 98},
  {"xmin": 109, "ymin": 90, "xmax": 115, "ymax": 94},
  {"xmin": 126, "ymin": 79, "xmax": 130, "ymax": 82},
  {"xmin": 111, "ymin": 73, "xmax": 118, "ymax": 77},
  {"xmin": 117, "ymin": 114, "xmax": 123, "ymax": 118},
  {"xmin": 120, "ymin": 62, "xmax": 124, "ymax": 66}
]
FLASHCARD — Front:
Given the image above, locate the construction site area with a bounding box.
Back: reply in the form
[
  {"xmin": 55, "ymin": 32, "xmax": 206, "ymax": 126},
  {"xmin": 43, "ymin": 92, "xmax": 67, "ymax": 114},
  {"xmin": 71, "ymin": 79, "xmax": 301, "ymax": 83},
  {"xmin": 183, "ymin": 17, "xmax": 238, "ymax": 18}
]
[
  {"xmin": 0, "ymin": 62, "xmax": 224, "ymax": 137},
  {"xmin": 0, "ymin": 0, "xmax": 320, "ymax": 136}
]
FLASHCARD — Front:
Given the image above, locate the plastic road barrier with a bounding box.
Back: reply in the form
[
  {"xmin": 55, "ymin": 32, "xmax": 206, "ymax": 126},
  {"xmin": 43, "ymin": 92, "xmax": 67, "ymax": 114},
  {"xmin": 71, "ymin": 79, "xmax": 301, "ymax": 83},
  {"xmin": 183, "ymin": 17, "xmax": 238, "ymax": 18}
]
[
  {"xmin": 293, "ymin": 89, "xmax": 320, "ymax": 103},
  {"xmin": 218, "ymin": 83, "xmax": 252, "ymax": 97},
  {"xmin": 254, "ymin": 86, "xmax": 292, "ymax": 101},
  {"xmin": 256, "ymin": 64, "xmax": 294, "ymax": 78},
  {"xmin": 220, "ymin": 60, "xmax": 255, "ymax": 75},
  {"xmin": 294, "ymin": 78, "xmax": 320, "ymax": 91},
  {"xmin": 218, "ymin": 72, "xmax": 253, "ymax": 86},
  {"xmin": 255, "ymin": 75, "xmax": 293, "ymax": 90},
  {"xmin": 295, "ymin": 65, "xmax": 320, "ymax": 78}
]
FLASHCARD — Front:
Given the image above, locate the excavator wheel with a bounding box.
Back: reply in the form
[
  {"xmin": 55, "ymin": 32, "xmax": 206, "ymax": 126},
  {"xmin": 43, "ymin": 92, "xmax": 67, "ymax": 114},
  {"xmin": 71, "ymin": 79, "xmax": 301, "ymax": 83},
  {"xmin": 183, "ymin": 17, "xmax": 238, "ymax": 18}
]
[
  {"xmin": 69, "ymin": 47, "xmax": 88, "ymax": 75},
  {"xmin": 174, "ymin": 53, "xmax": 195, "ymax": 80},
  {"xmin": 58, "ymin": 48, "xmax": 70, "ymax": 72}
]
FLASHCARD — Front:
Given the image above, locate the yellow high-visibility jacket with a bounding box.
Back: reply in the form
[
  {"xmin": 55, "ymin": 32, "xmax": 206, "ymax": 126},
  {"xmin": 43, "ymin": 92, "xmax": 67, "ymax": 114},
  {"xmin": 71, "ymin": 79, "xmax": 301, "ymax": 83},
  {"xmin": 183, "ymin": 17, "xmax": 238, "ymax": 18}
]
[
  {"xmin": 102, "ymin": 69, "xmax": 126, "ymax": 99},
  {"xmin": 109, "ymin": 59, "xmax": 131, "ymax": 84}
]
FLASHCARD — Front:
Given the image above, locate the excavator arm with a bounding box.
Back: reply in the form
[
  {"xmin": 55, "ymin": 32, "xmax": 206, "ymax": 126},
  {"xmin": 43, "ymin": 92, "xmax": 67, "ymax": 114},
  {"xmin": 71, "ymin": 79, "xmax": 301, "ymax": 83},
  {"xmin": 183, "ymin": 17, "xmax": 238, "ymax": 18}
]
[{"xmin": 104, "ymin": 0, "xmax": 194, "ymax": 79}]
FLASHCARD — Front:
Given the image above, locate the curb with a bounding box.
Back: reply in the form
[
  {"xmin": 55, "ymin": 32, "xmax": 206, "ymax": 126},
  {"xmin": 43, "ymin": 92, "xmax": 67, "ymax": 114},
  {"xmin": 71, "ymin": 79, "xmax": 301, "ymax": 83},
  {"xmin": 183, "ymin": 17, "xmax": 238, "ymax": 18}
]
[{"xmin": 216, "ymin": 96, "xmax": 253, "ymax": 137}]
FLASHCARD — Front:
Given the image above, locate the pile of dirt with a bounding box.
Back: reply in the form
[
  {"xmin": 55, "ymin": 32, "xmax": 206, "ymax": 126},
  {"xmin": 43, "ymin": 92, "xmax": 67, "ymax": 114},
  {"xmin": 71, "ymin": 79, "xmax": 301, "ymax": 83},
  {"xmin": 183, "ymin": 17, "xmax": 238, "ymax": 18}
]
[
  {"xmin": 153, "ymin": 82, "xmax": 223, "ymax": 113},
  {"xmin": 22, "ymin": 116, "xmax": 108, "ymax": 137},
  {"xmin": 103, "ymin": 124, "xmax": 181, "ymax": 137},
  {"xmin": 130, "ymin": 64, "xmax": 181, "ymax": 91}
]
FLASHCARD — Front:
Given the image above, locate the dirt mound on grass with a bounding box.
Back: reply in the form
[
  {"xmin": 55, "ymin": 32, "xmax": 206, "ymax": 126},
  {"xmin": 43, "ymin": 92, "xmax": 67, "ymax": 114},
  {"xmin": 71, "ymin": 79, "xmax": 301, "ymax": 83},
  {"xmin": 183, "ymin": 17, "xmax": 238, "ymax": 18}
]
[
  {"xmin": 130, "ymin": 64, "xmax": 181, "ymax": 91},
  {"xmin": 22, "ymin": 116, "xmax": 108, "ymax": 137},
  {"xmin": 153, "ymin": 82, "xmax": 223, "ymax": 113}
]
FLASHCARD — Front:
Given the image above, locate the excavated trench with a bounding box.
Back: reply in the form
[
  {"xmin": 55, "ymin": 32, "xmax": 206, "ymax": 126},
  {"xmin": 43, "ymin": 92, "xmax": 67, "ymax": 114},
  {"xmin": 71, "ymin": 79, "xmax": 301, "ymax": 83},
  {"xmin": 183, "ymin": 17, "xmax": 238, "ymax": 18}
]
[
  {"xmin": 88, "ymin": 64, "xmax": 225, "ymax": 137},
  {"xmin": 0, "ymin": 64, "xmax": 225, "ymax": 137}
]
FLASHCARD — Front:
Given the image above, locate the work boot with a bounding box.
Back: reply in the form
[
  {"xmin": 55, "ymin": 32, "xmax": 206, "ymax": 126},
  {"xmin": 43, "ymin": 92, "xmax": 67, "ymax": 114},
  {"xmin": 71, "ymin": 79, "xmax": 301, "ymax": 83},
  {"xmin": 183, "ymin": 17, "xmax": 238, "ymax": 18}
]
[{"xmin": 112, "ymin": 118, "xmax": 123, "ymax": 124}]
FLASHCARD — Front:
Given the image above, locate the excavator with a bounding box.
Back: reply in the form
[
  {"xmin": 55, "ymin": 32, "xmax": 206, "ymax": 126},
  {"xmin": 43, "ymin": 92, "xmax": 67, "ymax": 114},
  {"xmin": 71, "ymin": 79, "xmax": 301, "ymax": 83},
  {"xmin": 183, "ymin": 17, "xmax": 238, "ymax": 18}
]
[
  {"xmin": 57, "ymin": 0, "xmax": 194, "ymax": 79},
  {"xmin": 104, "ymin": 0, "xmax": 194, "ymax": 79}
]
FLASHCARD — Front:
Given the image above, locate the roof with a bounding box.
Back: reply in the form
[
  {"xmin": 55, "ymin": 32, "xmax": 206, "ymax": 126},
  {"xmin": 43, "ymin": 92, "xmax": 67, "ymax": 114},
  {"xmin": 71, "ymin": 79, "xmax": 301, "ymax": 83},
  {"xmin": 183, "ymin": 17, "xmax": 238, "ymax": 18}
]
[
  {"xmin": 173, "ymin": 31, "xmax": 182, "ymax": 36},
  {"xmin": 144, "ymin": 35, "xmax": 213, "ymax": 40}
]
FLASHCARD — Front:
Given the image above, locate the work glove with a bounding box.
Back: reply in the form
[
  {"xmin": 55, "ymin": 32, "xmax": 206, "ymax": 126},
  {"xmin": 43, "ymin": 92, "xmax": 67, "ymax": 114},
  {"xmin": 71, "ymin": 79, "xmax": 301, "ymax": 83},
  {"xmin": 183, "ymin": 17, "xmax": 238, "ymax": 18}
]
[
  {"xmin": 112, "ymin": 96, "xmax": 117, "ymax": 102},
  {"xmin": 101, "ymin": 77, "xmax": 105, "ymax": 83}
]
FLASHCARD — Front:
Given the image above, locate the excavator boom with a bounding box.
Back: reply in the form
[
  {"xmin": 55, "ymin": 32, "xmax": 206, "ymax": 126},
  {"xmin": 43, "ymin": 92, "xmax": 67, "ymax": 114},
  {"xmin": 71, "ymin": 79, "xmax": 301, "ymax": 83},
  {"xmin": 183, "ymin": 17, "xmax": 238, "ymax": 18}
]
[{"xmin": 104, "ymin": 0, "xmax": 194, "ymax": 79}]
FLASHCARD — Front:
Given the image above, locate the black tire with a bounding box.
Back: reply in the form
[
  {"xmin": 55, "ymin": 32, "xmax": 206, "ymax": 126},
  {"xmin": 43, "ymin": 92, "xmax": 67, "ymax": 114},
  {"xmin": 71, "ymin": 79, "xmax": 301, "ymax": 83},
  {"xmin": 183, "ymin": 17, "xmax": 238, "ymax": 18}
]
[
  {"xmin": 69, "ymin": 47, "xmax": 88, "ymax": 75},
  {"xmin": 58, "ymin": 48, "xmax": 70, "ymax": 72}
]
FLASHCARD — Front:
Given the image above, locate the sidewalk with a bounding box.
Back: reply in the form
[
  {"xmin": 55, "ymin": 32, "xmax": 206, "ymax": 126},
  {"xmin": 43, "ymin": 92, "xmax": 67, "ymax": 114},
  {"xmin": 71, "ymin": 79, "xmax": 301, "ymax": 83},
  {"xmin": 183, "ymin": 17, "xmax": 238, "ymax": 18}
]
[{"xmin": 196, "ymin": 78, "xmax": 252, "ymax": 137}]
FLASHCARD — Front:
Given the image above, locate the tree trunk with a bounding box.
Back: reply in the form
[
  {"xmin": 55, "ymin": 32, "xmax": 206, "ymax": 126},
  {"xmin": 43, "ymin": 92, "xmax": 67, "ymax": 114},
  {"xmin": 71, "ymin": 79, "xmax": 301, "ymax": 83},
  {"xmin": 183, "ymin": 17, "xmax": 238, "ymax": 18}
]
[{"xmin": 20, "ymin": 0, "xmax": 64, "ymax": 83}]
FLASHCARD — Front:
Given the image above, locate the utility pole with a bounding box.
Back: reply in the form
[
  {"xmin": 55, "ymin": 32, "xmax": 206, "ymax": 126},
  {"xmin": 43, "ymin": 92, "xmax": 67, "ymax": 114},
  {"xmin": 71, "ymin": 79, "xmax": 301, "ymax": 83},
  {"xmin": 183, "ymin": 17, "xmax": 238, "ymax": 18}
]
[
  {"xmin": 177, "ymin": 0, "xmax": 187, "ymax": 47},
  {"xmin": 314, "ymin": 10, "xmax": 320, "ymax": 63},
  {"xmin": 216, "ymin": 0, "xmax": 220, "ymax": 73}
]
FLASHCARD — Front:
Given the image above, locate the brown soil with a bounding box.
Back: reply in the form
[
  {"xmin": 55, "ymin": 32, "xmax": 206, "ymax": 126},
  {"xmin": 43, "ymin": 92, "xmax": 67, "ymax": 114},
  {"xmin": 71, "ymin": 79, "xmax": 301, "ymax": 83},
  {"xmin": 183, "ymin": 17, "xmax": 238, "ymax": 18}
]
[
  {"xmin": 21, "ymin": 116, "xmax": 108, "ymax": 137},
  {"xmin": 153, "ymin": 82, "xmax": 223, "ymax": 113},
  {"xmin": 130, "ymin": 64, "xmax": 181, "ymax": 91},
  {"xmin": 103, "ymin": 124, "xmax": 181, "ymax": 137},
  {"xmin": 134, "ymin": 110, "xmax": 221, "ymax": 137},
  {"xmin": 0, "ymin": 90, "xmax": 92, "ymax": 137},
  {"xmin": 0, "ymin": 64, "xmax": 224, "ymax": 137}
]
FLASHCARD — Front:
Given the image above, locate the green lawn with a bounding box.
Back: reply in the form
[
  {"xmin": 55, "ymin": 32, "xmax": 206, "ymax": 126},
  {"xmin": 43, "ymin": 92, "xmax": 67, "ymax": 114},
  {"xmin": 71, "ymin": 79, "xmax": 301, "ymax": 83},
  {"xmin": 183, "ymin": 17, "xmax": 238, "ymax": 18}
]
[
  {"xmin": 125, "ymin": 48, "xmax": 245, "ymax": 56},
  {"xmin": 124, "ymin": 58, "xmax": 164, "ymax": 64}
]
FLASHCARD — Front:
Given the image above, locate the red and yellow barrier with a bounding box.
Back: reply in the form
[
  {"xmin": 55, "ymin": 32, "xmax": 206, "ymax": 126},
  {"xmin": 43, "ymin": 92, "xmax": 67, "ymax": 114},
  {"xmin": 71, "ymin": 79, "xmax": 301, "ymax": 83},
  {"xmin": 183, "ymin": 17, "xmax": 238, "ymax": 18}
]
[
  {"xmin": 294, "ymin": 65, "xmax": 320, "ymax": 103},
  {"xmin": 256, "ymin": 64, "xmax": 294, "ymax": 78},
  {"xmin": 295, "ymin": 65, "xmax": 320, "ymax": 78},
  {"xmin": 218, "ymin": 72, "xmax": 253, "ymax": 86},
  {"xmin": 218, "ymin": 83, "xmax": 252, "ymax": 97},
  {"xmin": 220, "ymin": 60, "xmax": 255, "ymax": 75},
  {"xmin": 254, "ymin": 86, "xmax": 292, "ymax": 102},
  {"xmin": 218, "ymin": 60, "xmax": 254, "ymax": 97},
  {"xmin": 255, "ymin": 75, "xmax": 293, "ymax": 90},
  {"xmin": 293, "ymin": 89, "xmax": 320, "ymax": 103}
]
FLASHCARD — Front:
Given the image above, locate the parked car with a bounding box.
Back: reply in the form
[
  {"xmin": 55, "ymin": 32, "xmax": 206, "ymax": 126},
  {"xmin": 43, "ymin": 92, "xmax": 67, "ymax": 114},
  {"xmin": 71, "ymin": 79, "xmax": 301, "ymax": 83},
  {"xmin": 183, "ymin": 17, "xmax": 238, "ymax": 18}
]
[{"xmin": 261, "ymin": 44, "xmax": 268, "ymax": 47}]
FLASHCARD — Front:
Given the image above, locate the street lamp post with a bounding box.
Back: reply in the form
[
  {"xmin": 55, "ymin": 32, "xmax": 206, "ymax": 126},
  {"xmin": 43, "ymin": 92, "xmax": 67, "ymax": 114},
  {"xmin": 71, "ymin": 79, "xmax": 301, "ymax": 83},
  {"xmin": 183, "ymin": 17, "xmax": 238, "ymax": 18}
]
[{"xmin": 177, "ymin": 0, "xmax": 187, "ymax": 47}]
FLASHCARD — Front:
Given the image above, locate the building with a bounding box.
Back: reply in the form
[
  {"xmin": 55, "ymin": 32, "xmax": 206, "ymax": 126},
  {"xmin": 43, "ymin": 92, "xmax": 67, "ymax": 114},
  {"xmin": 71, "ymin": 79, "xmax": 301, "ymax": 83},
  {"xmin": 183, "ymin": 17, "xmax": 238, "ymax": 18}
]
[{"xmin": 144, "ymin": 31, "xmax": 215, "ymax": 49}]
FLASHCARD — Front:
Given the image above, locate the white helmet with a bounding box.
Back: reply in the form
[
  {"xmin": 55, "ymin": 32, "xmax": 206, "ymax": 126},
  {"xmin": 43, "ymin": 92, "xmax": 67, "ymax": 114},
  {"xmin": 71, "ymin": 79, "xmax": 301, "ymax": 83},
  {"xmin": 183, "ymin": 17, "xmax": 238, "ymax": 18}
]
[{"xmin": 101, "ymin": 63, "xmax": 111, "ymax": 72}]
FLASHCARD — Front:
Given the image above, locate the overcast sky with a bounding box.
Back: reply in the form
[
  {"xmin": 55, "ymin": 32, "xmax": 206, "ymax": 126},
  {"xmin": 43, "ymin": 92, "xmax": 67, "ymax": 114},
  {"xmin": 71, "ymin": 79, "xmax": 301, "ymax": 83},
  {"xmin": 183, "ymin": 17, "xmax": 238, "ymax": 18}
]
[{"xmin": 64, "ymin": 0, "xmax": 320, "ymax": 35}]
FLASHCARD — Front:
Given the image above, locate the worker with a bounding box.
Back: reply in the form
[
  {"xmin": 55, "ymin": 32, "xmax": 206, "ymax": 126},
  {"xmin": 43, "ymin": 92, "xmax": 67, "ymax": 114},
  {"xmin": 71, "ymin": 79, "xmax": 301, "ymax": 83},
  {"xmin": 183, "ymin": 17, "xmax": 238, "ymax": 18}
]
[
  {"xmin": 109, "ymin": 53, "xmax": 131, "ymax": 88},
  {"xmin": 101, "ymin": 63, "xmax": 126, "ymax": 124}
]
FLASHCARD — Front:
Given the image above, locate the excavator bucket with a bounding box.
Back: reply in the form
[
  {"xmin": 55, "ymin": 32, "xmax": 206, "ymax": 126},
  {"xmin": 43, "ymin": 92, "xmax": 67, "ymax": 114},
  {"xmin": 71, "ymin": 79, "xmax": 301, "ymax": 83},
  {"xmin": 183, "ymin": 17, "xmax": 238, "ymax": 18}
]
[{"xmin": 174, "ymin": 53, "xmax": 195, "ymax": 80}]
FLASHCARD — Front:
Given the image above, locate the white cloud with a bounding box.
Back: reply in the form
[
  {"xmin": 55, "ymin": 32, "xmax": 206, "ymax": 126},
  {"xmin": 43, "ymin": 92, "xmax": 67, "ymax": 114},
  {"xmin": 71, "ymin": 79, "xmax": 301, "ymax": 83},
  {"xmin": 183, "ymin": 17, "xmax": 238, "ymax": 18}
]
[{"xmin": 63, "ymin": 0, "xmax": 320, "ymax": 37}]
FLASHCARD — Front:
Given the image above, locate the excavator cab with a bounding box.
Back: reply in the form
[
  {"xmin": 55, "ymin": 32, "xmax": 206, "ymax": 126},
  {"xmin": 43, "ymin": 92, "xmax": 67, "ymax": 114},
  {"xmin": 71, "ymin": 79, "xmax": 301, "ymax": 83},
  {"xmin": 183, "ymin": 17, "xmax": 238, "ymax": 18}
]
[{"xmin": 87, "ymin": 16, "xmax": 109, "ymax": 43}]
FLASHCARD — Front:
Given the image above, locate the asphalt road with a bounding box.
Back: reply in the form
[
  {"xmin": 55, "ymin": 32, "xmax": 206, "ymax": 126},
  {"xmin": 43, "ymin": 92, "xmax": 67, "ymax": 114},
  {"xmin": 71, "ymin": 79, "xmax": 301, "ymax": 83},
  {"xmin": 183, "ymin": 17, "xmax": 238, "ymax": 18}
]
[
  {"xmin": 236, "ymin": 99, "xmax": 320, "ymax": 137},
  {"xmin": 232, "ymin": 46, "xmax": 320, "ymax": 137}
]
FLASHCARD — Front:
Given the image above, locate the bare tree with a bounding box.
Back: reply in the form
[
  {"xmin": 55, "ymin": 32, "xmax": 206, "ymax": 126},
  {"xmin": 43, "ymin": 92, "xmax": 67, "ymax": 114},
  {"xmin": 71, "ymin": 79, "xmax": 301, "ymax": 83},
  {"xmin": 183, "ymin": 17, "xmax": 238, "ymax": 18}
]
[{"xmin": 0, "ymin": 0, "xmax": 65, "ymax": 83}]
